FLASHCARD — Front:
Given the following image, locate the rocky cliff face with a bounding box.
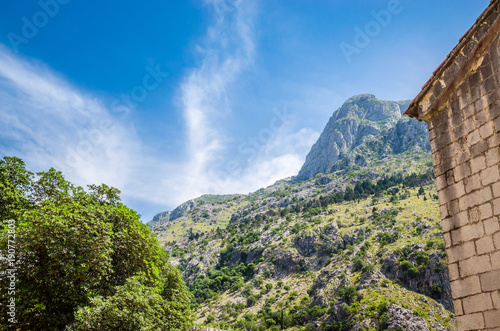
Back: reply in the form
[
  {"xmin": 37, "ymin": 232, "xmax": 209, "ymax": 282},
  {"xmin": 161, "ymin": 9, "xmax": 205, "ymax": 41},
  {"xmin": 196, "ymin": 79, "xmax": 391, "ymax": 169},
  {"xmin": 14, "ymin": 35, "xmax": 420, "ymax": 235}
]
[
  {"xmin": 296, "ymin": 94, "xmax": 430, "ymax": 181},
  {"xmin": 147, "ymin": 211, "xmax": 171, "ymax": 228}
]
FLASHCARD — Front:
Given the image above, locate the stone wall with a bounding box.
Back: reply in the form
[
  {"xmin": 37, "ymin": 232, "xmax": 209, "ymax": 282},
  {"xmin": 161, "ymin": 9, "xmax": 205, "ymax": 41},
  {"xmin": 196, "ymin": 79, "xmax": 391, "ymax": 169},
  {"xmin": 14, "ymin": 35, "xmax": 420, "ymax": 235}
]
[{"xmin": 408, "ymin": 9, "xmax": 500, "ymax": 330}]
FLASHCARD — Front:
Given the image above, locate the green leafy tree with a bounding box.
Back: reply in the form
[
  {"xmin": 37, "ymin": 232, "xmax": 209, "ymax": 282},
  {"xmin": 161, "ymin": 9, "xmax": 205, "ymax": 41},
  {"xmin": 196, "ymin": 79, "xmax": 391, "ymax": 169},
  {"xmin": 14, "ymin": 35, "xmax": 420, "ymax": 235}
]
[
  {"xmin": 69, "ymin": 273, "xmax": 193, "ymax": 331},
  {"xmin": 0, "ymin": 157, "xmax": 193, "ymax": 330}
]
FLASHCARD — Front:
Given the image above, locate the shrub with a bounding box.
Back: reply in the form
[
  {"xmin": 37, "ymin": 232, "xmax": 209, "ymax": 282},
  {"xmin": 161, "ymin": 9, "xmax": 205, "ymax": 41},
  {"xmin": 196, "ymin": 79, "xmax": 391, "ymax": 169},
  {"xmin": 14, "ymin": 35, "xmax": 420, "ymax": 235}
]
[
  {"xmin": 408, "ymin": 267, "xmax": 419, "ymax": 278},
  {"xmin": 338, "ymin": 286, "xmax": 357, "ymax": 304},
  {"xmin": 206, "ymin": 314, "xmax": 215, "ymax": 323},
  {"xmin": 361, "ymin": 264, "xmax": 375, "ymax": 273},
  {"xmin": 430, "ymin": 284, "xmax": 443, "ymax": 298},
  {"xmin": 377, "ymin": 300, "xmax": 389, "ymax": 314},
  {"xmin": 246, "ymin": 295, "xmax": 258, "ymax": 307},
  {"xmin": 353, "ymin": 257, "xmax": 365, "ymax": 272},
  {"xmin": 265, "ymin": 283, "xmax": 273, "ymax": 292},
  {"xmin": 235, "ymin": 302, "xmax": 246, "ymax": 311},
  {"xmin": 415, "ymin": 251, "xmax": 430, "ymax": 266},
  {"xmin": 400, "ymin": 260, "xmax": 413, "ymax": 271}
]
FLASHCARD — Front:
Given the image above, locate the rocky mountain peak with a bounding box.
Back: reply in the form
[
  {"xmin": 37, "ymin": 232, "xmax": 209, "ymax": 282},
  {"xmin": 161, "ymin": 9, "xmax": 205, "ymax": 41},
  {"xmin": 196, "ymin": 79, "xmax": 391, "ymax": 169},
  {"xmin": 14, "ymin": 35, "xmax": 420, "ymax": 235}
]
[
  {"xmin": 295, "ymin": 94, "xmax": 428, "ymax": 181},
  {"xmin": 334, "ymin": 93, "xmax": 402, "ymax": 121}
]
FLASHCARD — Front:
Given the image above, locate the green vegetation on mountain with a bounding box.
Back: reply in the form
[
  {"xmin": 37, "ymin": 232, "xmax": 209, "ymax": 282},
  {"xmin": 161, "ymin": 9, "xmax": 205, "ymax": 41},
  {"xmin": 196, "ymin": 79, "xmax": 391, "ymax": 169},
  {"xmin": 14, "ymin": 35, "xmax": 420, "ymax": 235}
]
[
  {"xmin": 148, "ymin": 94, "xmax": 455, "ymax": 330},
  {"xmin": 0, "ymin": 157, "xmax": 193, "ymax": 330},
  {"xmin": 152, "ymin": 151, "xmax": 454, "ymax": 330}
]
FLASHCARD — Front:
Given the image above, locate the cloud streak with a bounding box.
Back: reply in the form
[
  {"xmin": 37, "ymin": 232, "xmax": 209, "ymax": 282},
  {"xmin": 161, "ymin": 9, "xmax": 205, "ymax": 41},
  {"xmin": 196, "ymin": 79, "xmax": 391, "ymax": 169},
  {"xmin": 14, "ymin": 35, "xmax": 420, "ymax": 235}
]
[
  {"xmin": 179, "ymin": 0, "xmax": 256, "ymax": 195},
  {"xmin": 0, "ymin": 45, "xmax": 142, "ymax": 191}
]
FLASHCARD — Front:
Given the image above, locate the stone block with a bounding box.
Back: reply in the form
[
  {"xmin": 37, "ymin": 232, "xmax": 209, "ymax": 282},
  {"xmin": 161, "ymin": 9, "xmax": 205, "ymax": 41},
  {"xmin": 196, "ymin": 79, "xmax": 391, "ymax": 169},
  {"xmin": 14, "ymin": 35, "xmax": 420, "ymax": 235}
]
[
  {"xmin": 449, "ymin": 198, "xmax": 462, "ymax": 215},
  {"xmin": 465, "ymin": 174, "xmax": 482, "ymax": 194},
  {"xmin": 492, "ymin": 251, "xmax": 500, "ymax": 270},
  {"xmin": 484, "ymin": 217, "xmax": 500, "ymax": 235},
  {"xmin": 492, "ymin": 291, "xmax": 500, "ymax": 309},
  {"xmin": 460, "ymin": 194, "xmax": 473, "ymax": 210},
  {"xmin": 494, "ymin": 198, "xmax": 500, "ymax": 216},
  {"xmin": 440, "ymin": 204, "xmax": 450, "ymax": 219},
  {"xmin": 472, "ymin": 85, "xmax": 482, "ymax": 105},
  {"xmin": 436, "ymin": 174, "xmax": 448, "ymax": 191},
  {"xmin": 495, "ymin": 116, "xmax": 500, "ymax": 131},
  {"xmin": 451, "ymin": 111, "xmax": 464, "ymax": 128},
  {"xmin": 436, "ymin": 159, "xmax": 455, "ymax": 177},
  {"xmin": 471, "ymin": 140, "xmax": 489, "ymax": 157},
  {"xmin": 459, "ymin": 254, "xmax": 492, "ymax": 277},
  {"xmin": 486, "ymin": 148, "xmax": 500, "ymax": 167},
  {"xmin": 485, "ymin": 75, "xmax": 497, "ymax": 94},
  {"xmin": 443, "ymin": 211, "xmax": 469, "ymax": 232},
  {"xmin": 481, "ymin": 61, "xmax": 493, "ymax": 79},
  {"xmin": 475, "ymin": 96, "xmax": 487, "ymax": 112},
  {"xmin": 462, "ymin": 292, "xmax": 494, "ymax": 314},
  {"xmin": 467, "ymin": 130, "xmax": 481, "ymax": 147},
  {"xmin": 444, "ymin": 232, "xmax": 453, "ymax": 248},
  {"xmin": 479, "ymin": 203, "xmax": 494, "ymax": 220},
  {"xmin": 488, "ymin": 132, "xmax": 500, "ymax": 148},
  {"xmin": 471, "ymin": 155, "xmax": 487, "ymax": 174},
  {"xmin": 481, "ymin": 165, "xmax": 500, "ymax": 186},
  {"xmin": 476, "ymin": 236, "xmax": 495, "ymax": 255},
  {"xmin": 469, "ymin": 207, "xmax": 480, "ymax": 223},
  {"xmin": 490, "ymin": 100, "xmax": 500, "ymax": 119},
  {"xmin": 487, "ymin": 88, "xmax": 499, "ymax": 106},
  {"xmin": 454, "ymin": 298, "xmax": 464, "ymax": 316},
  {"xmin": 447, "ymin": 241, "xmax": 476, "ymax": 263},
  {"xmin": 476, "ymin": 187, "xmax": 493, "ymax": 206},
  {"xmin": 470, "ymin": 71, "xmax": 482, "ymax": 90},
  {"xmin": 485, "ymin": 308, "xmax": 500, "ymax": 328},
  {"xmin": 494, "ymin": 182, "xmax": 500, "ymax": 198},
  {"xmin": 455, "ymin": 162, "xmax": 472, "ymax": 182},
  {"xmin": 449, "ymin": 262, "xmax": 460, "ymax": 281},
  {"xmin": 446, "ymin": 170, "xmax": 455, "ymax": 186},
  {"xmin": 495, "ymin": 231, "xmax": 500, "ymax": 249},
  {"xmin": 480, "ymin": 121, "xmax": 495, "ymax": 139},
  {"xmin": 480, "ymin": 270, "xmax": 500, "ymax": 291},
  {"xmin": 451, "ymin": 275, "xmax": 481, "ymax": 298},
  {"xmin": 449, "ymin": 181, "xmax": 467, "ymax": 201},
  {"xmin": 432, "ymin": 149, "xmax": 442, "ymax": 166},
  {"xmin": 456, "ymin": 152, "xmax": 470, "ymax": 166},
  {"xmin": 455, "ymin": 312, "xmax": 485, "ymax": 330},
  {"xmin": 452, "ymin": 222, "xmax": 485, "ymax": 245},
  {"xmin": 429, "ymin": 127, "xmax": 436, "ymax": 140},
  {"xmin": 464, "ymin": 104, "xmax": 476, "ymax": 119},
  {"xmin": 475, "ymin": 108, "xmax": 490, "ymax": 127}
]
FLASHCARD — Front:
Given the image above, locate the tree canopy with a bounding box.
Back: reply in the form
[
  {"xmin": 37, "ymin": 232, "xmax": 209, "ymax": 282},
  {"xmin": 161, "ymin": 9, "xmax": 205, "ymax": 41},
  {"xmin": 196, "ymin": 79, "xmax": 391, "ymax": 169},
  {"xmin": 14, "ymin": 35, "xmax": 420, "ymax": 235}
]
[{"xmin": 0, "ymin": 157, "xmax": 193, "ymax": 330}]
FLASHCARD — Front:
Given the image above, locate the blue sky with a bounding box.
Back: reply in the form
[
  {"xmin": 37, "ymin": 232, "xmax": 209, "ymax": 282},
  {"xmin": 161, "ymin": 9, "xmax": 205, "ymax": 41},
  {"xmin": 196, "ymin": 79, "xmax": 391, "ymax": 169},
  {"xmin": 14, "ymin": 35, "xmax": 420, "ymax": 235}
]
[{"xmin": 0, "ymin": 0, "xmax": 489, "ymax": 221}]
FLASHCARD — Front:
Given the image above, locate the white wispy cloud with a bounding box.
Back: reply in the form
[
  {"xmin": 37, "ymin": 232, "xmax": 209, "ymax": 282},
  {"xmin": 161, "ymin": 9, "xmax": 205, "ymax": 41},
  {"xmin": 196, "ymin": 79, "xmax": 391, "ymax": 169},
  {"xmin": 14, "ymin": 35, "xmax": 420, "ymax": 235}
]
[
  {"xmin": 179, "ymin": 0, "xmax": 256, "ymax": 195},
  {"xmin": 0, "ymin": 45, "xmax": 142, "ymax": 190}
]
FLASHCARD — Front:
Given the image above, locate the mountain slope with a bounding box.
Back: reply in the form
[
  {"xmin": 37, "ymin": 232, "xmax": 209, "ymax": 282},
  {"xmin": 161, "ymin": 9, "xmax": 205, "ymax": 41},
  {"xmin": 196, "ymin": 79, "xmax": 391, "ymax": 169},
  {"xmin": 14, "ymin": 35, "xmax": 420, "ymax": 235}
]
[{"xmin": 149, "ymin": 94, "xmax": 453, "ymax": 330}]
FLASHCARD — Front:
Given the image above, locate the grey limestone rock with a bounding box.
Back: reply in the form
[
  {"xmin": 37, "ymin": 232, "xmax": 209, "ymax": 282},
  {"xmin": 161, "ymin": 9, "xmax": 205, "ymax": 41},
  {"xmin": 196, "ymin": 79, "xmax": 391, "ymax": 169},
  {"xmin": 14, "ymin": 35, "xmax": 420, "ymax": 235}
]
[
  {"xmin": 386, "ymin": 304, "xmax": 430, "ymax": 331},
  {"xmin": 296, "ymin": 94, "xmax": 430, "ymax": 181}
]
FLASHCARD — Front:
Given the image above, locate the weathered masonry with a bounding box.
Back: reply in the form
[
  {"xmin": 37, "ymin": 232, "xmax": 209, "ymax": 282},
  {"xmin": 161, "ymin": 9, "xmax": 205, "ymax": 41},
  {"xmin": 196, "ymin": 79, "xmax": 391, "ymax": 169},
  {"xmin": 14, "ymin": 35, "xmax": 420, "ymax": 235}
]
[{"xmin": 405, "ymin": 1, "xmax": 500, "ymax": 330}]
